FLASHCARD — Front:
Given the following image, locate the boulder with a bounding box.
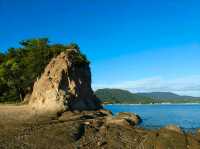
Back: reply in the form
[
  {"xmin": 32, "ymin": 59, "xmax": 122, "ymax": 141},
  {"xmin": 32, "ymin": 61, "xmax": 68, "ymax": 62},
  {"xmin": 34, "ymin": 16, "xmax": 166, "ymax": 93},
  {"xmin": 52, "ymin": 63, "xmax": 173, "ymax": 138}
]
[
  {"xmin": 28, "ymin": 49, "xmax": 102, "ymax": 113},
  {"xmin": 197, "ymin": 128, "xmax": 200, "ymax": 134},
  {"xmin": 105, "ymin": 112, "xmax": 141, "ymax": 127},
  {"xmin": 105, "ymin": 116, "xmax": 130, "ymax": 126},
  {"xmin": 164, "ymin": 125, "xmax": 183, "ymax": 133},
  {"xmin": 115, "ymin": 112, "xmax": 141, "ymax": 125}
]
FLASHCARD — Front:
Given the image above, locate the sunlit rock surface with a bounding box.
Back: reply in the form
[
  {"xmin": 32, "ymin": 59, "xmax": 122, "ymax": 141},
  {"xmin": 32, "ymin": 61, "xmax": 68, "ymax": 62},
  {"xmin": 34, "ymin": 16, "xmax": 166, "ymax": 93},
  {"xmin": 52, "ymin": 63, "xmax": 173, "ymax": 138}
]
[{"xmin": 28, "ymin": 49, "xmax": 102, "ymax": 113}]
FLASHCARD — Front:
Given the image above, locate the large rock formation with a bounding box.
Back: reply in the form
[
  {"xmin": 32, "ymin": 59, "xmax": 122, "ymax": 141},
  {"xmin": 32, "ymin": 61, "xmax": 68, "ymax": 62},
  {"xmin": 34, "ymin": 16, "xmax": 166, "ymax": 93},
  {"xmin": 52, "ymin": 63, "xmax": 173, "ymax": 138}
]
[{"xmin": 28, "ymin": 49, "xmax": 102, "ymax": 112}]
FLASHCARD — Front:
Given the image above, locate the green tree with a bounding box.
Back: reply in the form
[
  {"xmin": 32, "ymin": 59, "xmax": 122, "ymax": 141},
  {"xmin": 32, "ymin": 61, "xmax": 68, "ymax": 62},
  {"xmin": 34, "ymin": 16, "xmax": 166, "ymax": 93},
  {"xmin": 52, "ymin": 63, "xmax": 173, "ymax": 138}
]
[
  {"xmin": 0, "ymin": 38, "xmax": 87, "ymax": 103},
  {"xmin": 0, "ymin": 52, "xmax": 5, "ymax": 64}
]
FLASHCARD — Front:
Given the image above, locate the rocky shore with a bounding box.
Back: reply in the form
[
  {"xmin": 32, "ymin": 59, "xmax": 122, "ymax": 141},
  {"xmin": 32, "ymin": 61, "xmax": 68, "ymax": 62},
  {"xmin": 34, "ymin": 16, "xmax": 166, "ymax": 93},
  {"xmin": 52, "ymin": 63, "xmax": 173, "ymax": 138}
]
[
  {"xmin": 1, "ymin": 49, "xmax": 200, "ymax": 149},
  {"xmin": 1, "ymin": 107, "xmax": 200, "ymax": 149}
]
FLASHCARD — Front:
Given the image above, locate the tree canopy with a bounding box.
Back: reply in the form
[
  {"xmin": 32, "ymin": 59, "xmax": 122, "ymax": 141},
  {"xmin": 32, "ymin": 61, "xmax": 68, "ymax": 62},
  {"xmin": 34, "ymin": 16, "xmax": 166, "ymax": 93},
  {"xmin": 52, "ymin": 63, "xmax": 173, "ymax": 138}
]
[{"xmin": 0, "ymin": 38, "xmax": 82, "ymax": 102}]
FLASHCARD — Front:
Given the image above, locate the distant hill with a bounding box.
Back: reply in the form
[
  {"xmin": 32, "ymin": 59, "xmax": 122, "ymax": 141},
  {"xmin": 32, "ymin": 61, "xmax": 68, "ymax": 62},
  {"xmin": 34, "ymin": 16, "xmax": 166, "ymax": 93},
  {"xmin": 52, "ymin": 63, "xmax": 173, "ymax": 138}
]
[
  {"xmin": 95, "ymin": 88, "xmax": 200, "ymax": 104},
  {"xmin": 95, "ymin": 88, "xmax": 153, "ymax": 104},
  {"xmin": 136, "ymin": 92, "xmax": 200, "ymax": 100}
]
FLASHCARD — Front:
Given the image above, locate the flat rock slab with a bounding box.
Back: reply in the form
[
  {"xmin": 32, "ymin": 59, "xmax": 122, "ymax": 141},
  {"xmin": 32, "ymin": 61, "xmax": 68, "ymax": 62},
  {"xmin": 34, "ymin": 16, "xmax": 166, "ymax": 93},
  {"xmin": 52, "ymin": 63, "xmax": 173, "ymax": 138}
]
[{"xmin": 1, "ymin": 105, "xmax": 200, "ymax": 149}]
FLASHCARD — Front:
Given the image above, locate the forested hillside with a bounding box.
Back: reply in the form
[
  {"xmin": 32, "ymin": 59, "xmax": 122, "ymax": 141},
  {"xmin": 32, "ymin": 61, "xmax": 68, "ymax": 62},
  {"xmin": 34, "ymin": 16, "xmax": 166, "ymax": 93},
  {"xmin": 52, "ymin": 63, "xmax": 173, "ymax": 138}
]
[
  {"xmin": 136, "ymin": 92, "xmax": 200, "ymax": 100},
  {"xmin": 95, "ymin": 88, "xmax": 153, "ymax": 104},
  {"xmin": 0, "ymin": 38, "xmax": 82, "ymax": 102},
  {"xmin": 95, "ymin": 89, "xmax": 200, "ymax": 104}
]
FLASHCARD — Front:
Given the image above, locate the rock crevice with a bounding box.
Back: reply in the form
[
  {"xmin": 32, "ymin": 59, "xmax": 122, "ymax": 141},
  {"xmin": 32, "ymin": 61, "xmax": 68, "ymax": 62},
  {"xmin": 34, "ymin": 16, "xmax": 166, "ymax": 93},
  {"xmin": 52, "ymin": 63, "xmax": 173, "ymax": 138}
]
[{"xmin": 28, "ymin": 49, "xmax": 102, "ymax": 112}]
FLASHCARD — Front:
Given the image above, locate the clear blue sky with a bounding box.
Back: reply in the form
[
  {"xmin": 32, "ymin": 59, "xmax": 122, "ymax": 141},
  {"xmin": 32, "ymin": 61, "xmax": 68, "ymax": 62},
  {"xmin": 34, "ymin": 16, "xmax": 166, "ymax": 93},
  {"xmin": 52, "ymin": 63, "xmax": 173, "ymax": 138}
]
[{"xmin": 1, "ymin": 0, "xmax": 200, "ymax": 96}]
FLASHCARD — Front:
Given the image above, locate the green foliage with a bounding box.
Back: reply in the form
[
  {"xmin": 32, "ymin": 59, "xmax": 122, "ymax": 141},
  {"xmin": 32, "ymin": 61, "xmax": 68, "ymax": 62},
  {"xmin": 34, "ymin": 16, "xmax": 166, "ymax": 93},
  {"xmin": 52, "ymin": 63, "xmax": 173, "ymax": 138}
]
[
  {"xmin": 95, "ymin": 89, "xmax": 200, "ymax": 104},
  {"xmin": 0, "ymin": 52, "xmax": 5, "ymax": 64},
  {"xmin": 0, "ymin": 38, "xmax": 86, "ymax": 102},
  {"xmin": 73, "ymin": 53, "xmax": 90, "ymax": 66},
  {"xmin": 66, "ymin": 48, "xmax": 90, "ymax": 66},
  {"xmin": 95, "ymin": 89, "xmax": 153, "ymax": 104},
  {"xmin": 66, "ymin": 43, "xmax": 80, "ymax": 50}
]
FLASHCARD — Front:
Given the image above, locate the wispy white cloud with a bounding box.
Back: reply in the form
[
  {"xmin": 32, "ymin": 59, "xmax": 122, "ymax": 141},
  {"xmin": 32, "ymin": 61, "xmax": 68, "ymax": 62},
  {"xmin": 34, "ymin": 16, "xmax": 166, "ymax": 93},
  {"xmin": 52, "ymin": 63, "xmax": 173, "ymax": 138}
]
[{"xmin": 93, "ymin": 75, "xmax": 200, "ymax": 97}]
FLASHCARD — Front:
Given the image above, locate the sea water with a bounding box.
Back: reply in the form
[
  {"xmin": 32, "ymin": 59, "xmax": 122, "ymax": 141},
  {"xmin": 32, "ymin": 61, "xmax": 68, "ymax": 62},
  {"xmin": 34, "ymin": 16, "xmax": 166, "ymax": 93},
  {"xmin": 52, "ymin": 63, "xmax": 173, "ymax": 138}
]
[{"xmin": 104, "ymin": 104, "xmax": 200, "ymax": 132}]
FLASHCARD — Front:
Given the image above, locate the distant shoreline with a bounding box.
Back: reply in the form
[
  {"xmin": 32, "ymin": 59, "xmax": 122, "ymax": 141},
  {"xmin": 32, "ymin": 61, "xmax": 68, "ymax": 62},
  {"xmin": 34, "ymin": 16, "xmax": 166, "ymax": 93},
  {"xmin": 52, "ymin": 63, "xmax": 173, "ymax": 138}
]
[{"xmin": 103, "ymin": 103, "xmax": 200, "ymax": 106}]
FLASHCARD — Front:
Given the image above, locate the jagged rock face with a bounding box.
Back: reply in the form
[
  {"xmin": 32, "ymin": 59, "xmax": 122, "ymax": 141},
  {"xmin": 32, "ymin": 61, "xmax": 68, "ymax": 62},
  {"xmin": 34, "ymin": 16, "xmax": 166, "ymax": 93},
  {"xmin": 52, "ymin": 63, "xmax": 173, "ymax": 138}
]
[{"xmin": 28, "ymin": 49, "xmax": 102, "ymax": 112}]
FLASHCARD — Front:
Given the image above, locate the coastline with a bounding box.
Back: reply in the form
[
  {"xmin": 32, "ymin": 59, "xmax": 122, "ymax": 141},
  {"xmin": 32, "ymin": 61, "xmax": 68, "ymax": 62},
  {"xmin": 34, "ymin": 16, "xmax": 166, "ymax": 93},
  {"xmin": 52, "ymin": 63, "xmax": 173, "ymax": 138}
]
[
  {"xmin": 1, "ymin": 106, "xmax": 200, "ymax": 148},
  {"xmin": 104, "ymin": 103, "xmax": 200, "ymax": 132},
  {"xmin": 103, "ymin": 103, "xmax": 200, "ymax": 106}
]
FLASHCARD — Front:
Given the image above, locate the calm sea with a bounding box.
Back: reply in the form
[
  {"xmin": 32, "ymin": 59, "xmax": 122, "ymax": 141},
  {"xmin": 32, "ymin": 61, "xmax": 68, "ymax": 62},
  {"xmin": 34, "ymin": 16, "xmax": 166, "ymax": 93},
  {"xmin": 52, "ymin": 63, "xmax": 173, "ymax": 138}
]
[{"xmin": 104, "ymin": 104, "xmax": 200, "ymax": 132}]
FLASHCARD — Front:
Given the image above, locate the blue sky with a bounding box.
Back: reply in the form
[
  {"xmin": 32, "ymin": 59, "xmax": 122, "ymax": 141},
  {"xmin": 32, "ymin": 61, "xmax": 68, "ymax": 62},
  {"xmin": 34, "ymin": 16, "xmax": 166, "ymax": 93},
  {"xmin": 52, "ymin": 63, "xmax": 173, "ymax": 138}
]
[{"xmin": 1, "ymin": 0, "xmax": 200, "ymax": 96}]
